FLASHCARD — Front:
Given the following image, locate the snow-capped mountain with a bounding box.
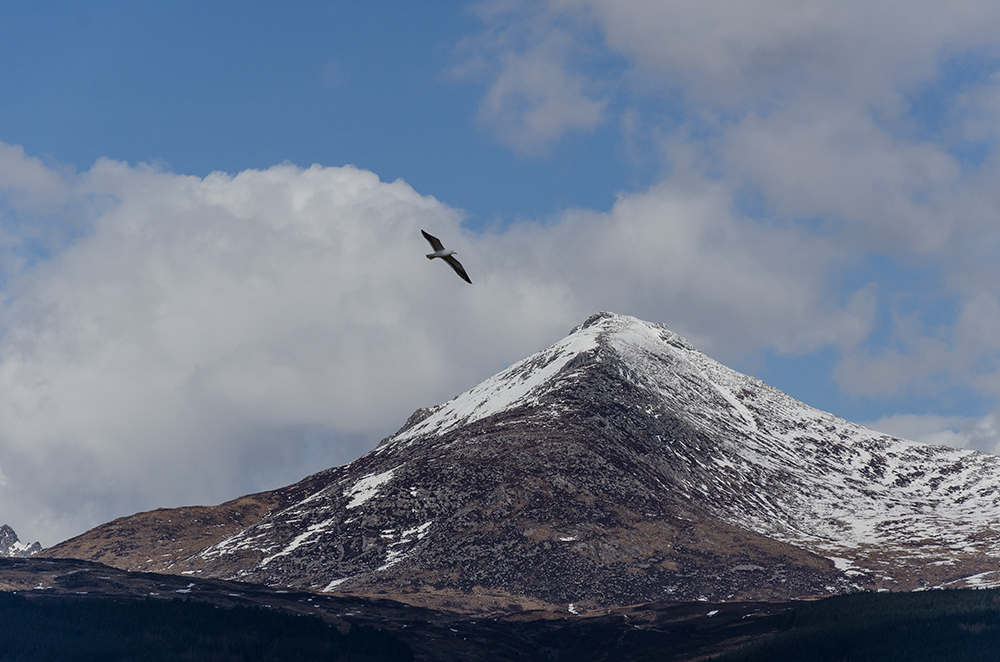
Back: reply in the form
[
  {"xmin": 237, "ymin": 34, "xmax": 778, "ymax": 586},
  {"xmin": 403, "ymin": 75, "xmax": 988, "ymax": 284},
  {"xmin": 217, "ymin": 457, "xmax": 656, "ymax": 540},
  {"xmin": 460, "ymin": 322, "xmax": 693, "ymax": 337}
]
[
  {"xmin": 0, "ymin": 524, "xmax": 41, "ymax": 558},
  {"xmin": 47, "ymin": 313, "xmax": 1000, "ymax": 609}
]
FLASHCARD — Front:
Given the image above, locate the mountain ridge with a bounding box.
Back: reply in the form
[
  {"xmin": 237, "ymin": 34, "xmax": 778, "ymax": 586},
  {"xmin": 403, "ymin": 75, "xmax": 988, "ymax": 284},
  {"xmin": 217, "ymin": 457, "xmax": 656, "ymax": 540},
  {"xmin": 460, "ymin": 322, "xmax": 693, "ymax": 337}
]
[{"xmin": 46, "ymin": 312, "xmax": 1000, "ymax": 611}]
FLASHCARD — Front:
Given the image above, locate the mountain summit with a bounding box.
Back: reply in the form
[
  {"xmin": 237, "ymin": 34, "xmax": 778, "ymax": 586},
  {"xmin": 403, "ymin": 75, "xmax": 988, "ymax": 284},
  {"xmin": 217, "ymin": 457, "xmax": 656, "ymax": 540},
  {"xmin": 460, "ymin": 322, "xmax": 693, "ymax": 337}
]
[{"xmin": 47, "ymin": 313, "xmax": 1000, "ymax": 610}]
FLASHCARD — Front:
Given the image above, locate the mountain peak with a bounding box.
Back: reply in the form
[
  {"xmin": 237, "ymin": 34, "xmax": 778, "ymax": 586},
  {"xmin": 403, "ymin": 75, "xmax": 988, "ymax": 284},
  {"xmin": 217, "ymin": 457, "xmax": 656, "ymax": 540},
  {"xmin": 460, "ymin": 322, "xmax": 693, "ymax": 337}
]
[
  {"xmin": 46, "ymin": 312, "xmax": 1000, "ymax": 610},
  {"xmin": 386, "ymin": 311, "xmax": 698, "ymax": 445}
]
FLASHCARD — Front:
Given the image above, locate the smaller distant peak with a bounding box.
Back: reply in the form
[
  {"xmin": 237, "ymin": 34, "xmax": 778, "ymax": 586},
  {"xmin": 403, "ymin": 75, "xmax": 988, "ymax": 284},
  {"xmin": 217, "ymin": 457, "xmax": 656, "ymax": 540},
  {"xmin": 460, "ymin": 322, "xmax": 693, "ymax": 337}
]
[{"xmin": 0, "ymin": 523, "xmax": 41, "ymax": 558}]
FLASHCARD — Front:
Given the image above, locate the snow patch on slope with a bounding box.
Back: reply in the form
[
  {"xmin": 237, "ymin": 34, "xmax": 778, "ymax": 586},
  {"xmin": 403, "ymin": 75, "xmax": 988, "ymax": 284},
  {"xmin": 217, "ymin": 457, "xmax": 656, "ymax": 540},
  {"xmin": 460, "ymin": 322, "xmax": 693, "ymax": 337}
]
[
  {"xmin": 391, "ymin": 326, "xmax": 600, "ymax": 442},
  {"xmin": 259, "ymin": 518, "xmax": 338, "ymax": 567},
  {"xmin": 377, "ymin": 521, "xmax": 433, "ymax": 571},
  {"xmin": 345, "ymin": 467, "xmax": 399, "ymax": 509},
  {"xmin": 943, "ymin": 571, "xmax": 1000, "ymax": 589},
  {"xmin": 597, "ymin": 314, "xmax": 760, "ymax": 433}
]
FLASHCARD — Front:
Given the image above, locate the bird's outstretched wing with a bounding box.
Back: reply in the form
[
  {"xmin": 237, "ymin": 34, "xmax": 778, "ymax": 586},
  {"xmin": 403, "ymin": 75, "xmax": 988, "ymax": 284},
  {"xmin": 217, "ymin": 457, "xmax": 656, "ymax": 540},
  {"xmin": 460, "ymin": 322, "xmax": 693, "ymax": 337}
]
[
  {"xmin": 421, "ymin": 229, "xmax": 445, "ymax": 252},
  {"xmin": 443, "ymin": 255, "xmax": 472, "ymax": 284}
]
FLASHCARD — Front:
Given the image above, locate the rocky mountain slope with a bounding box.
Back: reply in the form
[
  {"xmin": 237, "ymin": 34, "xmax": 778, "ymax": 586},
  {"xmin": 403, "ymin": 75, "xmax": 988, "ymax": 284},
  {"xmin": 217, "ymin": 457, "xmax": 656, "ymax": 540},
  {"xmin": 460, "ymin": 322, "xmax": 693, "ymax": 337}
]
[
  {"xmin": 46, "ymin": 312, "xmax": 1000, "ymax": 611},
  {"xmin": 1, "ymin": 524, "xmax": 41, "ymax": 558}
]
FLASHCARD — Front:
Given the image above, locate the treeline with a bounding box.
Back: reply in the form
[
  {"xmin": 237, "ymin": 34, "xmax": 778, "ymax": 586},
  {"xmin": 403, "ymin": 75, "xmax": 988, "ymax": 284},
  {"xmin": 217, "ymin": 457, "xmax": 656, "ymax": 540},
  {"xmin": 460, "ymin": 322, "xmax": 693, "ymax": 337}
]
[
  {"xmin": 0, "ymin": 591, "xmax": 411, "ymax": 662},
  {"xmin": 718, "ymin": 588, "xmax": 1000, "ymax": 662}
]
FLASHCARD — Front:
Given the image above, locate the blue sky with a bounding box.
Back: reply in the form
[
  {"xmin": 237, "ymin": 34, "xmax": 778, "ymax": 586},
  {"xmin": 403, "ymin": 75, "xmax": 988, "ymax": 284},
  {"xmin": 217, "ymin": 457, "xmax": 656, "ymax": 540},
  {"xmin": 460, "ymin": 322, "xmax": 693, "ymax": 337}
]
[
  {"xmin": 2, "ymin": 1, "xmax": 1000, "ymax": 544},
  {"xmin": 0, "ymin": 2, "xmax": 635, "ymax": 223}
]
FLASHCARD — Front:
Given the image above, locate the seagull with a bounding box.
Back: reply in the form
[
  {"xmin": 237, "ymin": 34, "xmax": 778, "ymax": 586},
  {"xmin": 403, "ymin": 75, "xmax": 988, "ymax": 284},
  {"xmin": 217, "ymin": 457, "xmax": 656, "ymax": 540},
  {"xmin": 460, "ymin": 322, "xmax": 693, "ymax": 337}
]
[{"xmin": 421, "ymin": 230, "xmax": 472, "ymax": 284}]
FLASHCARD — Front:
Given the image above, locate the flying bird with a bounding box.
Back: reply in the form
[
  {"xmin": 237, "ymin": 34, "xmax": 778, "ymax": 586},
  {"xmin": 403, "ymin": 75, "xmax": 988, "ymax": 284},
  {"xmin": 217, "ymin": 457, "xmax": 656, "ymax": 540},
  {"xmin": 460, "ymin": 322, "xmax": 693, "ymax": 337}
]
[{"xmin": 421, "ymin": 230, "xmax": 472, "ymax": 284}]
